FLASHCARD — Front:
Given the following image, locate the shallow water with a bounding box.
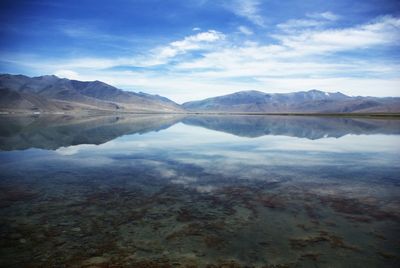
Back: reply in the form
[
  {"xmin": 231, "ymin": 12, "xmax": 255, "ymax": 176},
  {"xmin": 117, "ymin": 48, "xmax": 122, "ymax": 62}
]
[{"xmin": 0, "ymin": 115, "xmax": 399, "ymax": 267}]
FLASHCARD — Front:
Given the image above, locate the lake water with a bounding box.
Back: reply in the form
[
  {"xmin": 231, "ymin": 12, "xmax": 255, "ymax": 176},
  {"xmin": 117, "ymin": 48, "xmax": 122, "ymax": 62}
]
[{"xmin": 0, "ymin": 115, "xmax": 399, "ymax": 267}]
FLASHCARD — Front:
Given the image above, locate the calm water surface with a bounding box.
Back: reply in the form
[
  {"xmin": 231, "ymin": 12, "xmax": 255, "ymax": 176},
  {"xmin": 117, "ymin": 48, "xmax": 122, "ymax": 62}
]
[{"xmin": 0, "ymin": 115, "xmax": 399, "ymax": 267}]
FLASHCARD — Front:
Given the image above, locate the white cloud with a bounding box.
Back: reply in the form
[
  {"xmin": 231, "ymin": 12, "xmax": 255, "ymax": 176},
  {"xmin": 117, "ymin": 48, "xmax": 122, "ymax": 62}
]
[
  {"xmin": 150, "ymin": 29, "xmax": 225, "ymax": 64},
  {"xmin": 238, "ymin": 25, "xmax": 253, "ymax": 35},
  {"xmin": 176, "ymin": 16, "xmax": 400, "ymax": 74},
  {"xmin": 277, "ymin": 19, "xmax": 327, "ymax": 31},
  {"xmin": 54, "ymin": 69, "xmax": 80, "ymax": 80},
  {"xmin": 171, "ymin": 30, "xmax": 224, "ymax": 47},
  {"xmin": 278, "ymin": 12, "xmax": 339, "ymax": 32},
  {"xmin": 274, "ymin": 16, "xmax": 400, "ymax": 55},
  {"xmin": 54, "ymin": 69, "xmax": 399, "ymax": 103},
  {"xmin": 50, "ymin": 57, "xmax": 126, "ymax": 69},
  {"xmin": 192, "ymin": 27, "xmax": 201, "ymax": 31},
  {"xmin": 3, "ymin": 30, "xmax": 226, "ymax": 70},
  {"xmin": 307, "ymin": 11, "xmax": 339, "ymax": 21},
  {"xmin": 227, "ymin": 0, "xmax": 265, "ymax": 27},
  {"xmin": 3, "ymin": 16, "xmax": 400, "ymax": 102}
]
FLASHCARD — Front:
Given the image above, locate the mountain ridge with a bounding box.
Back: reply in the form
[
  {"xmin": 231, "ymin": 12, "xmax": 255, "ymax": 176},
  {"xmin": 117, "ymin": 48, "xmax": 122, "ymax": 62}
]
[
  {"xmin": 0, "ymin": 73, "xmax": 183, "ymax": 113},
  {"xmin": 182, "ymin": 89, "xmax": 400, "ymax": 113},
  {"xmin": 1, "ymin": 73, "xmax": 399, "ymax": 114}
]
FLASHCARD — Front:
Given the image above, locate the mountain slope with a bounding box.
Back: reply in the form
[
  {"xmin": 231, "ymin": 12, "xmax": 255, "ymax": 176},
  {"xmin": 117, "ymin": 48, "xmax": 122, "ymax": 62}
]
[
  {"xmin": 183, "ymin": 90, "xmax": 400, "ymax": 113},
  {"xmin": 0, "ymin": 74, "xmax": 183, "ymax": 113},
  {"xmin": 2, "ymin": 74, "xmax": 399, "ymax": 114}
]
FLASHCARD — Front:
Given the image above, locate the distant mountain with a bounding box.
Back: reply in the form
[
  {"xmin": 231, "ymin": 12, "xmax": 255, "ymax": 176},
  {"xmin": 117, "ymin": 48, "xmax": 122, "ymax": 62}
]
[
  {"xmin": 2, "ymin": 74, "xmax": 399, "ymax": 114},
  {"xmin": 182, "ymin": 90, "xmax": 400, "ymax": 113},
  {"xmin": 0, "ymin": 74, "xmax": 183, "ymax": 113}
]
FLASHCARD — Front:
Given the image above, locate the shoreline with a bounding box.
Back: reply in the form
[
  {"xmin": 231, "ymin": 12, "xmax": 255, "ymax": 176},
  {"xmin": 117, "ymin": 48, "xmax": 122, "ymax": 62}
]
[{"xmin": 1, "ymin": 111, "xmax": 400, "ymax": 119}]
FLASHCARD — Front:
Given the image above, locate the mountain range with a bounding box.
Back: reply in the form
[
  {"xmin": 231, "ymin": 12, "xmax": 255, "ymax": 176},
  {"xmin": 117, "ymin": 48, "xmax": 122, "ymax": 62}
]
[
  {"xmin": 0, "ymin": 74, "xmax": 182, "ymax": 113},
  {"xmin": 183, "ymin": 90, "xmax": 400, "ymax": 113},
  {"xmin": 1, "ymin": 74, "xmax": 399, "ymax": 114}
]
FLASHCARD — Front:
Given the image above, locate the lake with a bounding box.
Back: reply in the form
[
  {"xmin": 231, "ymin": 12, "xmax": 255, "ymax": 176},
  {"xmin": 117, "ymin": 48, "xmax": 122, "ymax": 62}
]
[{"xmin": 0, "ymin": 114, "xmax": 399, "ymax": 267}]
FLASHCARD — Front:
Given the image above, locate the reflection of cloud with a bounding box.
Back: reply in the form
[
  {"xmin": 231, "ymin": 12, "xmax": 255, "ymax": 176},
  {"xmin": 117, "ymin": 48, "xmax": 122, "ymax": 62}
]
[
  {"xmin": 68, "ymin": 156, "xmax": 115, "ymax": 166},
  {"xmin": 54, "ymin": 124, "xmax": 400, "ymax": 172},
  {"xmin": 156, "ymin": 168, "xmax": 177, "ymax": 179},
  {"xmin": 56, "ymin": 146, "xmax": 81, "ymax": 156},
  {"xmin": 5, "ymin": 120, "xmax": 399, "ymax": 217},
  {"xmin": 171, "ymin": 176, "xmax": 197, "ymax": 185},
  {"xmin": 254, "ymin": 134, "xmax": 400, "ymax": 154},
  {"xmin": 56, "ymin": 144, "xmax": 97, "ymax": 155},
  {"xmin": 195, "ymin": 185, "xmax": 217, "ymax": 193},
  {"xmin": 40, "ymin": 122, "xmax": 399, "ymax": 193}
]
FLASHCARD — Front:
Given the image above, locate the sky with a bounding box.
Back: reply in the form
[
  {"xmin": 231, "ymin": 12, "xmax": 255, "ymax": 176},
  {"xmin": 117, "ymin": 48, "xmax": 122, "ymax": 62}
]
[{"xmin": 0, "ymin": 0, "xmax": 399, "ymax": 103}]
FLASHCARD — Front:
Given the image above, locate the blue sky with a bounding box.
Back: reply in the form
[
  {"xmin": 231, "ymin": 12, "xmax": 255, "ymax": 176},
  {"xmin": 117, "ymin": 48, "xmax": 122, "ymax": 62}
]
[{"xmin": 0, "ymin": 0, "xmax": 399, "ymax": 102}]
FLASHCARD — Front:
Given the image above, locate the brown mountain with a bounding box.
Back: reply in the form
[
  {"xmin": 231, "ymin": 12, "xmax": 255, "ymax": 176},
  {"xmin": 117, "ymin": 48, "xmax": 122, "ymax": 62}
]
[
  {"xmin": 0, "ymin": 74, "xmax": 183, "ymax": 113},
  {"xmin": 182, "ymin": 90, "xmax": 400, "ymax": 113},
  {"xmin": 2, "ymin": 74, "xmax": 399, "ymax": 114}
]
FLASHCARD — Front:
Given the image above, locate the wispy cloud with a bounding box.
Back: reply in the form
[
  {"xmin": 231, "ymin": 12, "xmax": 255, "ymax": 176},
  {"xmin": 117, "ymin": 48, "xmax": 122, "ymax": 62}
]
[
  {"xmin": 277, "ymin": 19, "xmax": 327, "ymax": 32},
  {"xmin": 306, "ymin": 11, "xmax": 340, "ymax": 21},
  {"xmin": 238, "ymin": 25, "xmax": 254, "ymax": 35},
  {"xmin": 177, "ymin": 16, "xmax": 400, "ymax": 70},
  {"xmin": 156, "ymin": 30, "xmax": 225, "ymax": 58},
  {"xmin": 274, "ymin": 15, "xmax": 400, "ymax": 55},
  {"xmin": 58, "ymin": 21, "xmax": 134, "ymax": 43},
  {"xmin": 226, "ymin": 0, "xmax": 265, "ymax": 27},
  {"xmin": 141, "ymin": 30, "xmax": 225, "ymax": 66},
  {"xmin": 54, "ymin": 69, "xmax": 80, "ymax": 80},
  {"xmin": 277, "ymin": 12, "xmax": 339, "ymax": 32},
  {"xmin": 3, "ymin": 29, "xmax": 226, "ymax": 70},
  {"xmin": 2, "ymin": 15, "xmax": 399, "ymax": 102}
]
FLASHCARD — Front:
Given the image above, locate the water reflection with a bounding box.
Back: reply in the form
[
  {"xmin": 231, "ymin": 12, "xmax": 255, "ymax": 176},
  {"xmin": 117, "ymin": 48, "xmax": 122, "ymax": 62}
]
[
  {"xmin": 0, "ymin": 115, "xmax": 399, "ymax": 267},
  {"xmin": 183, "ymin": 115, "xmax": 400, "ymax": 139},
  {"xmin": 1, "ymin": 114, "xmax": 399, "ymax": 150},
  {"xmin": 0, "ymin": 115, "xmax": 183, "ymax": 150}
]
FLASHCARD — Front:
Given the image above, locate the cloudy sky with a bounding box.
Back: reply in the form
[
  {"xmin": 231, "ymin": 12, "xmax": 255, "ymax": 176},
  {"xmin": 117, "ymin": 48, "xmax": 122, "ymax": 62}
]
[{"xmin": 0, "ymin": 0, "xmax": 399, "ymax": 102}]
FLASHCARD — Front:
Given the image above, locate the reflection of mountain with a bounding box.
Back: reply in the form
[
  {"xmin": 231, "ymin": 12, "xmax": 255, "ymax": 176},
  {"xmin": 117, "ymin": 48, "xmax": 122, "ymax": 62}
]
[
  {"xmin": 0, "ymin": 115, "xmax": 183, "ymax": 150},
  {"xmin": 182, "ymin": 115, "xmax": 400, "ymax": 139},
  {"xmin": 1, "ymin": 115, "xmax": 399, "ymax": 150}
]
